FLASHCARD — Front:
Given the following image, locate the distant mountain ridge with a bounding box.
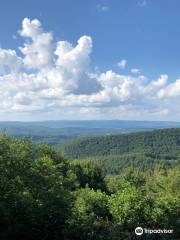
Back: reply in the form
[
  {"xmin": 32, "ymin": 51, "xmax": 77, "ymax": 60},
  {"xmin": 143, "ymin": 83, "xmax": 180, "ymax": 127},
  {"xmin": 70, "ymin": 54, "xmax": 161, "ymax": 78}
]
[
  {"xmin": 1, "ymin": 120, "xmax": 180, "ymax": 145},
  {"xmin": 1, "ymin": 120, "xmax": 180, "ymax": 129}
]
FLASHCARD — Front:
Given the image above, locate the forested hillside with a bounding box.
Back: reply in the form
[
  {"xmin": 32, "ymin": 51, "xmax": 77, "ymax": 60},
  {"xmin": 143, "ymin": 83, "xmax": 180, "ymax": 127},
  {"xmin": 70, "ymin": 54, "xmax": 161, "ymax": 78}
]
[
  {"xmin": 0, "ymin": 134, "xmax": 179, "ymax": 240},
  {"xmin": 62, "ymin": 128, "xmax": 180, "ymax": 174}
]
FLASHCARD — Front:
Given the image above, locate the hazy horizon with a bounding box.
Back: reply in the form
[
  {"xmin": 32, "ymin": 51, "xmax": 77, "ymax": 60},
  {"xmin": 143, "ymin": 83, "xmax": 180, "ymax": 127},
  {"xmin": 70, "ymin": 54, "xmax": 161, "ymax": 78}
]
[{"xmin": 1, "ymin": 119, "xmax": 180, "ymax": 123}]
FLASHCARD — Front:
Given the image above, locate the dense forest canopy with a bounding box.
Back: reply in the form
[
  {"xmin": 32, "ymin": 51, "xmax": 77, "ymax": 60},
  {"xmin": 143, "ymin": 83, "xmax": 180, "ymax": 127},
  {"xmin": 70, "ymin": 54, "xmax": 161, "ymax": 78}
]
[
  {"xmin": 63, "ymin": 128, "xmax": 180, "ymax": 158},
  {"xmin": 62, "ymin": 128, "xmax": 180, "ymax": 174},
  {"xmin": 0, "ymin": 133, "xmax": 179, "ymax": 239}
]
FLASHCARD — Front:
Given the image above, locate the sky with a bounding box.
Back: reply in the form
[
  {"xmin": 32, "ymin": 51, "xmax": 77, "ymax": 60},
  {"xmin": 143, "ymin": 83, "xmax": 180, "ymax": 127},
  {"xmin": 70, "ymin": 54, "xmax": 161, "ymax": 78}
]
[{"xmin": 1, "ymin": 0, "xmax": 180, "ymax": 121}]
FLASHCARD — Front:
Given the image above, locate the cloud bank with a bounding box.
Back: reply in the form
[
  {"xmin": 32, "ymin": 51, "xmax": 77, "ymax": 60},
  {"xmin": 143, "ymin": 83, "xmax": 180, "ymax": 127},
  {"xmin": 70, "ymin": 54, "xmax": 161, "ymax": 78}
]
[{"xmin": 0, "ymin": 18, "xmax": 180, "ymax": 120}]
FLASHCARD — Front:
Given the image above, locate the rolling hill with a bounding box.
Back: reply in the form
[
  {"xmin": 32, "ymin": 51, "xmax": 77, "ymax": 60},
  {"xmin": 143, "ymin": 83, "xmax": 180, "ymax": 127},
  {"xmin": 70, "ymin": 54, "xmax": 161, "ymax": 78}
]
[{"xmin": 62, "ymin": 128, "xmax": 180, "ymax": 174}]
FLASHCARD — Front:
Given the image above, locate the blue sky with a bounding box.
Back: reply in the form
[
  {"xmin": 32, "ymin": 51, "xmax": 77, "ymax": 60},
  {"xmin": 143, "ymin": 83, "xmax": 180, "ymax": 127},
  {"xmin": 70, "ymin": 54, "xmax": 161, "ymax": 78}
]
[
  {"xmin": 1, "ymin": 0, "xmax": 180, "ymax": 121},
  {"xmin": 1, "ymin": 0, "xmax": 180, "ymax": 79}
]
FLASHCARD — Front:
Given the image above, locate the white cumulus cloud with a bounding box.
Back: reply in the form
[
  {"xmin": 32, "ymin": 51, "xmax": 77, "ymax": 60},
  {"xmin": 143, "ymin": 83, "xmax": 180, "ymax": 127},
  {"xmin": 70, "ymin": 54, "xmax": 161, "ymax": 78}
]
[
  {"xmin": 0, "ymin": 49, "xmax": 22, "ymax": 74},
  {"xmin": 117, "ymin": 59, "xmax": 127, "ymax": 69},
  {"xmin": 19, "ymin": 18, "xmax": 53, "ymax": 69},
  {"xmin": 131, "ymin": 68, "xmax": 140, "ymax": 75},
  {"xmin": 0, "ymin": 18, "xmax": 180, "ymax": 120}
]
